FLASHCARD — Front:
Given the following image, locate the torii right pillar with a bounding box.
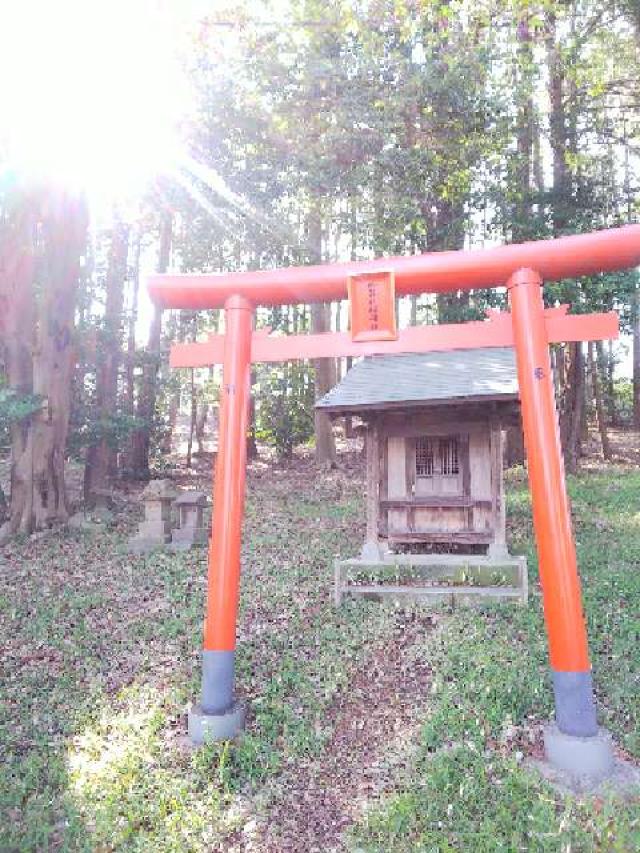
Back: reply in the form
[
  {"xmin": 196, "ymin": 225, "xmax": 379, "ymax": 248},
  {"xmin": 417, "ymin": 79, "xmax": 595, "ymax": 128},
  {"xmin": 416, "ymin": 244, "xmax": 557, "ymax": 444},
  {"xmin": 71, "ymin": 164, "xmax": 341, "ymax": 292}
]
[{"xmin": 509, "ymin": 268, "xmax": 613, "ymax": 780}]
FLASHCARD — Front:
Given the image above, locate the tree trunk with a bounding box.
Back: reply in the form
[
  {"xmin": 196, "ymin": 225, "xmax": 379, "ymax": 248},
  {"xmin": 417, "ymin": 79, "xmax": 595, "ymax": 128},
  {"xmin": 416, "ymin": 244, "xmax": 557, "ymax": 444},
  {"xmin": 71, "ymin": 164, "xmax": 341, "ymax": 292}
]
[
  {"xmin": 195, "ymin": 403, "xmax": 208, "ymax": 455},
  {"xmin": 409, "ymin": 296, "xmax": 418, "ymax": 326},
  {"xmin": 546, "ymin": 11, "xmax": 569, "ymax": 235},
  {"xmin": 513, "ymin": 9, "xmax": 534, "ymax": 241},
  {"xmin": 164, "ymin": 390, "xmax": 180, "ymax": 455},
  {"xmin": 589, "ymin": 342, "xmax": 612, "ymax": 460},
  {"xmin": 597, "ymin": 340, "xmax": 616, "ymax": 426},
  {"xmin": 605, "ymin": 340, "xmax": 617, "ymax": 426},
  {"xmin": 185, "ymin": 312, "xmax": 200, "ymax": 469},
  {"xmin": 555, "ymin": 344, "xmax": 566, "ymax": 395},
  {"xmin": 129, "ymin": 212, "xmax": 172, "ymax": 476},
  {"xmin": 119, "ymin": 234, "xmax": 141, "ymax": 475},
  {"xmin": 308, "ymin": 205, "xmax": 336, "ymax": 465},
  {"xmin": 559, "ymin": 350, "xmax": 572, "ymax": 451},
  {"xmin": 247, "ymin": 366, "xmax": 259, "ymax": 460},
  {"xmin": 166, "ymin": 312, "xmax": 193, "ymax": 457},
  {"xmin": 125, "ymin": 234, "xmax": 141, "ymax": 417},
  {"xmin": 2, "ymin": 203, "xmax": 37, "ymax": 537},
  {"xmin": 431, "ymin": 199, "xmax": 466, "ymax": 322},
  {"xmin": 563, "ymin": 343, "xmax": 585, "ymax": 474},
  {"xmin": 186, "ymin": 368, "xmax": 196, "ymax": 468},
  {"xmin": 633, "ymin": 286, "xmax": 640, "ymax": 428},
  {"xmin": 84, "ymin": 217, "xmax": 129, "ymax": 503},
  {"xmin": 1, "ymin": 191, "xmax": 87, "ymax": 538},
  {"xmin": 532, "ymin": 113, "xmax": 544, "ymax": 197},
  {"xmin": 0, "ymin": 482, "xmax": 7, "ymax": 524},
  {"xmin": 312, "ymin": 302, "xmax": 337, "ymax": 465},
  {"xmin": 247, "ymin": 312, "xmax": 258, "ymax": 460},
  {"xmin": 547, "ymin": 11, "xmax": 586, "ymax": 471}
]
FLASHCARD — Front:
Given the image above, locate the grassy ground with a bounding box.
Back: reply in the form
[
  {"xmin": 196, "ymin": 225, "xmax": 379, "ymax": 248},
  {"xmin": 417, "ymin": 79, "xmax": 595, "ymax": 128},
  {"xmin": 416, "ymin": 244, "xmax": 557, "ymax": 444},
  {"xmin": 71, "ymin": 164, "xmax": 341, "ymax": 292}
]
[{"xmin": 0, "ymin": 451, "xmax": 639, "ymax": 851}]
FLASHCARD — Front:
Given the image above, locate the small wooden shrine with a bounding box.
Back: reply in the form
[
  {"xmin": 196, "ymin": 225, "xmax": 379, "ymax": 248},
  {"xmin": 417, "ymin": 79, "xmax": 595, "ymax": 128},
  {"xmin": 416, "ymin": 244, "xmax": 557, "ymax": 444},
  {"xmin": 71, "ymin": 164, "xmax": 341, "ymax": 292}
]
[{"xmin": 317, "ymin": 347, "xmax": 527, "ymax": 605}]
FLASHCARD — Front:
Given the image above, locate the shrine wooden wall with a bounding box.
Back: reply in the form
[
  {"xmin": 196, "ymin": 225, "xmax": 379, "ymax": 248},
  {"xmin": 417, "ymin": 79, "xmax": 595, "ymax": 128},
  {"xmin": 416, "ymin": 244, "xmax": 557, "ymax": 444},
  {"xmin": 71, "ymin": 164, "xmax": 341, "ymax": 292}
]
[{"xmin": 365, "ymin": 404, "xmax": 512, "ymax": 550}]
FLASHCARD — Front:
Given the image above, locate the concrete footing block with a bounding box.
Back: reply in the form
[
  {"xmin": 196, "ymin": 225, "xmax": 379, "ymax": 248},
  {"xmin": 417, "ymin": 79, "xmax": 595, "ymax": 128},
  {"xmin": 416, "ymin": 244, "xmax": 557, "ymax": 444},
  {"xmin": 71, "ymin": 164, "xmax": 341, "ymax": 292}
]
[
  {"xmin": 532, "ymin": 725, "xmax": 640, "ymax": 795},
  {"xmin": 544, "ymin": 724, "xmax": 614, "ymax": 782},
  {"xmin": 188, "ymin": 701, "xmax": 245, "ymax": 744}
]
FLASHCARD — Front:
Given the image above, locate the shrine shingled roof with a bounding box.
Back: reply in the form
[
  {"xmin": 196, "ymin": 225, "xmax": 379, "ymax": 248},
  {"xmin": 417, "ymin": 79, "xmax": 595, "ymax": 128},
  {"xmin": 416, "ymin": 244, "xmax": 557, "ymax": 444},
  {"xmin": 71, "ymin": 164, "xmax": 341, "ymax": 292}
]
[{"xmin": 315, "ymin": 347, "xmax": 519, "ymax": 413}]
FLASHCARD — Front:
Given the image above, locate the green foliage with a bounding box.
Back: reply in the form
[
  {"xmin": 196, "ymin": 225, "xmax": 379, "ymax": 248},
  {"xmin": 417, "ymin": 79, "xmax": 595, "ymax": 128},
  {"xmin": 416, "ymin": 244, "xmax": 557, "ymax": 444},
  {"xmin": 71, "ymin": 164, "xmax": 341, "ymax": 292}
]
[
  {"xmin": 67, "ymin": 405, "xmax": 144, "ymax": 459},
  {"xmin": 254, "ymin": 362, "xmax": 315, "ymax": 458},
  {"xmin": 355, "ymin": 748, "xmax": 639, "ymax": 851},
  {"xmin": 0, "ymin": 385, "xmax": 43, "ymax": 449},
  {"xmin": 613, "ymin": 378, "xmax": 634, "ymax": 424},
  {"xmin": 251, "ymin": 306, "xmax": 315, "ymax": 458},
  {"xmin": 171, "ymin": 0, "xmax": 640, "ymax": 325}
]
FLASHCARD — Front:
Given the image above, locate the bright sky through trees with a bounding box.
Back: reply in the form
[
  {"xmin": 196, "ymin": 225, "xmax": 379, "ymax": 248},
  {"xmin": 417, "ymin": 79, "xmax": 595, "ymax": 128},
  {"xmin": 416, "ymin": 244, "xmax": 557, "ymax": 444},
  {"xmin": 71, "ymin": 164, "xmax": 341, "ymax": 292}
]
[{"xmin": 0, "ymin": 0, "xmax": 193, "ymax": 211}]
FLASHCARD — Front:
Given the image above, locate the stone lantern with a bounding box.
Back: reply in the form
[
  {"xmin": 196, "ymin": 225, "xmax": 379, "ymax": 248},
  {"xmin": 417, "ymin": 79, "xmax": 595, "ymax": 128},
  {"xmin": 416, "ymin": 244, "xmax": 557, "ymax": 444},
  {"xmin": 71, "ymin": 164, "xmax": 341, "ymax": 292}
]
[
  {"xmin": 129, "ymin": 479, "xmax": 177, "ymax": 553},
  {"xmin": 171, "ymin": 491, "xmax": 209, "ymax": 549}
]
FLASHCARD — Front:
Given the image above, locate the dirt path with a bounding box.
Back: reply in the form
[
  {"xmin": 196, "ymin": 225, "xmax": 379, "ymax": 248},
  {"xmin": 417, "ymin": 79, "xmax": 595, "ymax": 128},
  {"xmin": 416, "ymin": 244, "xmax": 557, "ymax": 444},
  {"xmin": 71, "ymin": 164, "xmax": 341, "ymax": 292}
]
[{"xmin": 236, "ymin": 611, "xmax": 435, "ymax": 853}]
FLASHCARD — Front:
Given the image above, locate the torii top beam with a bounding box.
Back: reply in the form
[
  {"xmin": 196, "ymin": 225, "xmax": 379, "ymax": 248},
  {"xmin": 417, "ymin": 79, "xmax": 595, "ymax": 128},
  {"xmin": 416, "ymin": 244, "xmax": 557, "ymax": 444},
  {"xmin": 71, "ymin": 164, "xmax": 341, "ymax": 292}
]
[{"xmin": 148, "ymin": 224, "xmax": 640, "ymax": 310}]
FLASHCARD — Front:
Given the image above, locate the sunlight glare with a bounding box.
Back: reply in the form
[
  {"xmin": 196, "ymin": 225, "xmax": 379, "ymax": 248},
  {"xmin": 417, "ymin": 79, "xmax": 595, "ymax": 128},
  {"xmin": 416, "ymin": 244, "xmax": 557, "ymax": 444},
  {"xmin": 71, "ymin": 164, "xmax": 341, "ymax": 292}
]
[{"xmin": 0, "ymin": 1, "xmax": 190, "ymax": 204}]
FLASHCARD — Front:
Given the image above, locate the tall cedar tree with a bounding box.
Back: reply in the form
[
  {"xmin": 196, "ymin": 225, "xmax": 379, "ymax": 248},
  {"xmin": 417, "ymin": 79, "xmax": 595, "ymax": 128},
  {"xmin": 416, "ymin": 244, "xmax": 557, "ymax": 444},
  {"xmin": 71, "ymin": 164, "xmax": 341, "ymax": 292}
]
[{"xmin": 1, "ymin": 188, "xmax": 87, "ymax": 537}]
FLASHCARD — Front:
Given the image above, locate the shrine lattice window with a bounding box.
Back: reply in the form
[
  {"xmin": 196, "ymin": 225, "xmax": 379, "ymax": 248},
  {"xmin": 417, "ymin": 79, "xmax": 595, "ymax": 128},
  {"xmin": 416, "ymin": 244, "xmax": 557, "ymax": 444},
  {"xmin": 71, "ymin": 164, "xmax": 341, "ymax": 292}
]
[{"xmin": 416, "ymin": 437, "xmax": 460, "ymax": 478}]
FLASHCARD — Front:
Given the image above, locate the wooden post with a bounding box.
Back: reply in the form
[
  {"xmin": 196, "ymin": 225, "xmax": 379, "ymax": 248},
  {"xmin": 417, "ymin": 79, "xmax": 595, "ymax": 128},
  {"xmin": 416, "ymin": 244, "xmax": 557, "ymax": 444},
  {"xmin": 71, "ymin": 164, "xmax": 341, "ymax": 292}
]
[
  {"xmin": 362, "ymin": 419, "xmax": 381, "ymax": 559},
  {"xmin": 489, "ymin": 417, "xmax": 508, "ymax": 558}
]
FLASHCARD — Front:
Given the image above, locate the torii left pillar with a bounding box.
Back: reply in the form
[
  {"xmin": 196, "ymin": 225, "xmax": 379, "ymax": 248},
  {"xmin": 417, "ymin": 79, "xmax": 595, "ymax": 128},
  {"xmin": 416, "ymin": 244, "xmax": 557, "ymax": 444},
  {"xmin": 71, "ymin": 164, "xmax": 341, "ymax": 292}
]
[{"xmin": 188, "ymin": 295, "xmax": 252, "ymax": 743}]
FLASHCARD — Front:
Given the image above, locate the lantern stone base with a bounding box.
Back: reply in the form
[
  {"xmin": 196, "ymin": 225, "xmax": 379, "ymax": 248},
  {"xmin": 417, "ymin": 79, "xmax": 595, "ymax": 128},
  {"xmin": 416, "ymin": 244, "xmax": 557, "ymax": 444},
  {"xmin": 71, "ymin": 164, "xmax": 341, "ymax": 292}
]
[
  {"xmin": 188, "ymin": 702, "xmax": 246, "ymax": 744},
  {"xmin": 170, "ymin": 528, "xmax": 209, "ymax": 550},
  {"xmin": 128, "ymin": 532, "xmax": 172, "ymax": 553}
]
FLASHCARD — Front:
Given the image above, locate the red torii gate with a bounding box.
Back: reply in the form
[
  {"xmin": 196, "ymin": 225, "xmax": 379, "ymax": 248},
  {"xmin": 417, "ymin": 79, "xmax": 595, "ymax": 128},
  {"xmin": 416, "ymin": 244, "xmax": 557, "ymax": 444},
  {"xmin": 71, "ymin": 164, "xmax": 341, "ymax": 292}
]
[{"xmin": 150, "ymin": 225, "xmax": 640, "ymax": 777}]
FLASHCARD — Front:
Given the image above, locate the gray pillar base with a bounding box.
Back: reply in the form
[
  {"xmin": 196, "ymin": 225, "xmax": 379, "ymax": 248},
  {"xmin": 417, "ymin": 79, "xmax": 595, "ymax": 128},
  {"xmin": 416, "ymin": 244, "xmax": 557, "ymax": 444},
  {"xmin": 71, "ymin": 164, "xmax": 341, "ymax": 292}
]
[
  {"xmin": 544, "ymin": 724, "xmax": 614, "ymax": 783},
  {"xmin": 202, "ymin": 649, "xmax": 235, "ymax": 714},
  {"xmin": 552, "ymin": 670, "xmax": 598, "ymax": 737},
  {"xmin": 188, "ymin": 701, "xmax": 246, "ymax": 745}
]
